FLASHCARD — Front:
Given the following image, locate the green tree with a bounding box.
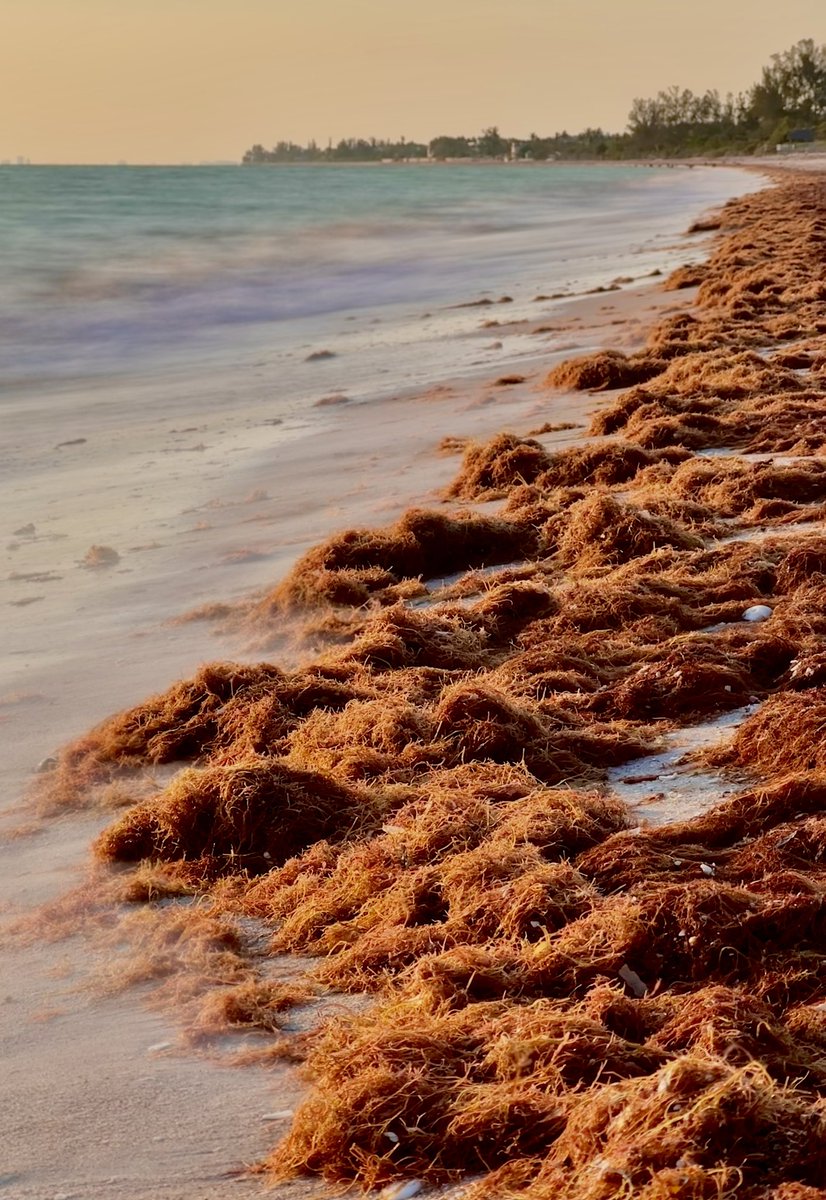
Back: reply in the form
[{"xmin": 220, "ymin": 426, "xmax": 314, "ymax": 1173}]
[
  {"xmin": 429, "ymin": 135, "xmax": 474, "ymax": 158},
  {"xmin": 477, "ymin": 126, "xmax": 508, "ymax": 158},
  {"xmin": 749, "ymin": 39, "xmax": 826, "ymax": 127}
]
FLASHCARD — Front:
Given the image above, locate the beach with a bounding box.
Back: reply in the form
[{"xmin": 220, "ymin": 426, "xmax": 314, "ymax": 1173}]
[
  {"xmin": 6, "ymin": 159, "xmax": 826, "ymax": 1198},
  {"xmin": 0, "ymin": 257, "xmax": 707, "ymax": 1200}
]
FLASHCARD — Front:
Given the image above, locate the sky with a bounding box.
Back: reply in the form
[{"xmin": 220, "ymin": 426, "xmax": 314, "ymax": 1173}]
[{"xmin": 3, "ymin": 0, "xmax": 826, "ymax": 164}]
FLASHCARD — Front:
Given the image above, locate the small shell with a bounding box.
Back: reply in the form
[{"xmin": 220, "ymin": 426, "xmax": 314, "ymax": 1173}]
[{"xmin": 742, "ymin": 604, "xmax": 772, "ymax": 623}]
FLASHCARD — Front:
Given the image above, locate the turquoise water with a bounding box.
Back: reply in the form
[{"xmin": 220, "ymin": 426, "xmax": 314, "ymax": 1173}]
[{"xmin": 0, "ymin": 163, "xmax": 759, "ymax": 389}]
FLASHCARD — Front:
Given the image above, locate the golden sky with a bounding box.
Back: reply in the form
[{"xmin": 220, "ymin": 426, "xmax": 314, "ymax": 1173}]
[{"xmin": 3, "ymin": 0, "xmax": 826, "ymax": 163}]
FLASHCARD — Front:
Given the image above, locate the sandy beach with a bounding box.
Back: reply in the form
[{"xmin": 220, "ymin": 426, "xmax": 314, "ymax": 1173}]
[
  {"xmin": 9, "ymin": 160, "xmax": 826, "ymax": 1198},
  {"xmin": 1, "ymin": 256, "xmax": 700, "ymax": 1198}
]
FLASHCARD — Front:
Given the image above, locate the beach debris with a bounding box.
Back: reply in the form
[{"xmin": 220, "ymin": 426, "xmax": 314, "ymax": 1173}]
[
  {"xmin": 55, "ymin": 437, "xmax": 87, "ymax": 448},
  {"xmin": 742, "ymin": 604, "xmax": 772, "ymax": 622},
  {"xmin": 618, "ymin": 964, "xmax": 648, "ymax": 997},
  {"xmin": 146, "ymin": 1041, "xmax": 172, "ymax": 1053},
  {"xmin": 81, "ymin": 545, "xmax": 120, "ymax": 568},
  {"xmin": 305, "ymin": 349, "xmax": 336, "ymax": 361},
  {"xmin": 494, "ymin": 374, "xmax": 526, "ymax": 386},
  {"xmin": 261, "ymin": 1110, "xmax": 295, "ymax": 1122},
  {"xmin": 36, "ymin": 756, "xmax": 57, "ymax": 774},
  {"xmin": 784, "ymin": 654, "xmax": 826, "ymax": 690}
]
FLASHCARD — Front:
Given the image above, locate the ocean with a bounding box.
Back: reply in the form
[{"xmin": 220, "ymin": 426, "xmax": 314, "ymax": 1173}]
[{"xmin": 0, "ymin": 163, "xmax": 761, "ymax": 410}]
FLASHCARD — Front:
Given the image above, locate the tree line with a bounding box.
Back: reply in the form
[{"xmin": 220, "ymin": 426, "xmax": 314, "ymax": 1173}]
[{"xmin": 243, "ymin": 39, "xmax": 826, "ymax": 164}]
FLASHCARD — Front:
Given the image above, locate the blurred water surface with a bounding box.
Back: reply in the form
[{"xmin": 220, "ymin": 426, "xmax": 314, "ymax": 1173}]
[{"xmin": 0, "ymin": 163, "xmax": 759, "ymax": 390}]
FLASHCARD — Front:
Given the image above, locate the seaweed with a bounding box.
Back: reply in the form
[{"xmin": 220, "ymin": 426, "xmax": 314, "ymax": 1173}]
[
  {"xmin": 262, "ymin": 507, "xmax": 538, "ymax": 612},
  {"xmin": 707, "ymin": 688, "xmax": 826, "ymax": 779},
  {"xmin": 552, "ymin": 494, "xmax": 703, "ymax": 572},
  {"xmin": 51, "ymin": 173, "xmax": 826, "ymax": 1200},
  {"xmin": 546, "ymin": 350, "xmax": 665, "ymax": 391},
  {"xmin": 446, "ymin": 433, "xmax": 552, "ymax": 499},
  {"xmin": 94, "ymin": 759, "xmax": 371, "ymax": 873}
]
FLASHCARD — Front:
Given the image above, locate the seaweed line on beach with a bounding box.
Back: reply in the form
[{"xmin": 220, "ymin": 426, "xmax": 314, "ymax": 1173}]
[{"xmin": 31, "ymin": 172, "xmax": 826, "ymax": 1199}]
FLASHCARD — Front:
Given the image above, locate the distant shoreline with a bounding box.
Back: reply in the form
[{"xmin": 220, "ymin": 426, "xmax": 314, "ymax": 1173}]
[{"xmin": 0, "ymin": 157, "xmax": 753, "ymax": 170}]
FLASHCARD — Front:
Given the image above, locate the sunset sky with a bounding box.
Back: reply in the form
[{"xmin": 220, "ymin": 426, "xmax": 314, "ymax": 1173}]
[{"xmin": 3, "ymin": 0, "xmax": 826, "ymax": 164}]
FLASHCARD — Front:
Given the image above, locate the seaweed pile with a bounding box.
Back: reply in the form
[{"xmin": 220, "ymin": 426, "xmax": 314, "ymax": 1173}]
[{"xmin": 48, "ymin": 174, "xmax": 826, "ymax": 1198}]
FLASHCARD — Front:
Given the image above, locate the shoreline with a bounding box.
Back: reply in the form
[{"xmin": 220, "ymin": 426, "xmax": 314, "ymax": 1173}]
[
  {"xmin": 2, "ymin": 162, "xmax": 755, "ymax": 774},
  {"xmin": 3, "ymin": 164, "xmax": 816, "ymax": 1198},
  {"xmin": 2, "ymin": 161, "xmax": 758, "ymax": 398},
  {"xmin": 2, "ymin": 157, "xmax": 795, "ymax": 169},
  {"xmin": 0, "ymin": 259, "xmax": 724, "ymax": 792}
]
